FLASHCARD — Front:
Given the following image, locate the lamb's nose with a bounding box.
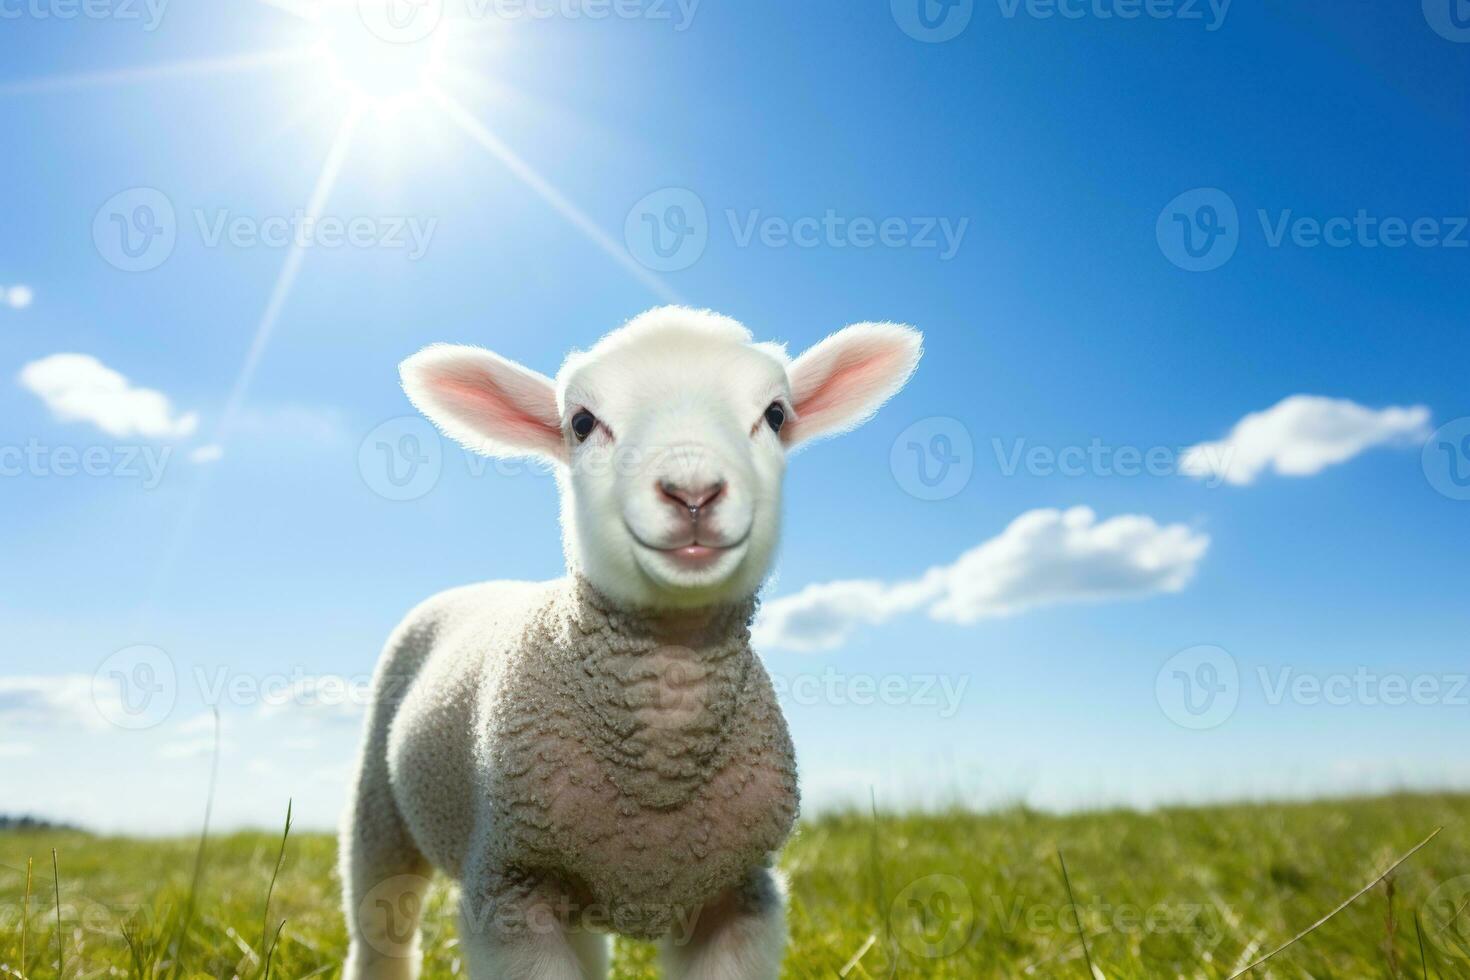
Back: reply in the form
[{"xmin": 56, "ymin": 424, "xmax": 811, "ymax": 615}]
[{"xmin": 658, "ymin": 479, "xmax": 725, "ymax": 518}]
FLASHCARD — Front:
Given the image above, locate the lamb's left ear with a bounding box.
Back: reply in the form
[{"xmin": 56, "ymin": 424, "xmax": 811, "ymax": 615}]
[
  {"xmin": 400, "ymin": 344, "xmax": 568, "ymax": 462},
  {"xmin": 784, "ymin": 323, "xmax": 923, "ymax": 446}
]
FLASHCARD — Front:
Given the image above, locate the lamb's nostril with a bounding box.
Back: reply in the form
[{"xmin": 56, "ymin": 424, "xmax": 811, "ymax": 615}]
[{"xmin": 659, "ymin": 480, "xmax": 726, "ymax": 516}]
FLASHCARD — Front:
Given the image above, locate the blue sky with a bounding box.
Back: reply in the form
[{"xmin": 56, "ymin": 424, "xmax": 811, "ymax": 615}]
[{"xmin": 1, "ymin": 0, "xmax": 1468, "ymax": 833}]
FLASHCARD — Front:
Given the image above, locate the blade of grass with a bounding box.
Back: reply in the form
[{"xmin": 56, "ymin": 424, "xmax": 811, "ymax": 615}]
[
  {"xmin": 1057, "ymin": 850, "xmax": 1097, "ymax": 980},
  {"xmin": 120, "ymin": 922, "xmax": 148, "ymax": 980},
  {"xmin": 1414, "ymin": 911, "xmax": 1437, "ymax": 980},
  {"xmin": 50, "ymin": 850, "xmax": 62, "ymax": 980},
  {"xmin": 21, "ymin": 856, "xmax": 31, "ymax": 980},
  {"xmin": 262, "ymin": 920, "xmax": 286, "ymax": 980},
  {"xmin": 1385, "ymin": 874, "xmax": 1402, "ymax": 980},
  {"xmin": 254, "ymin": 799, "xmax": 293, "ymax": 977},
  {"xmin": 1226, "ymin": 826, "xmax": 1443, "ymax": 980}
]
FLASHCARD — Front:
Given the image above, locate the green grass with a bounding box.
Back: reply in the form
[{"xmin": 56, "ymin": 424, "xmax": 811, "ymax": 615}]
[{"xmin": 3, "ymin": 792, "xmax": 1470, "ymax": 978}]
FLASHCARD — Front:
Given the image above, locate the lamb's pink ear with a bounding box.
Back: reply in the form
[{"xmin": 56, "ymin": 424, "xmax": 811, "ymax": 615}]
[
  {"xmin": 400, "ymin": 344, "xmax": 567, "ymax": 461},
  {"xmin": 784, "ymin": 323, "xmax": 922, "ymax": 446}
]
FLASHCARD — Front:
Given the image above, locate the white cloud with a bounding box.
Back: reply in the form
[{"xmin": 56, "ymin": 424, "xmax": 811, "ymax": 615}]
[
  {"xmin": 1180, "ymin": 395, "xmax": 1430, "ymax": 487},
  {"xmin": 5, "ymin": 284, "xmax": 34, "ymax": 309},
  {"xmin": 0, "ymin": 674, "xmax": 110, "ymax": 729},
  {"xmin": 189, "ymin": 444, "xmax": 224, "ymax": 464},
  {"xmin": 754, "ymin": 507, "xmax": 1210, "ymax": 652},
  {"xmin": 0, "ymin": 741, "xmax": 36, "ymax": 757},
  {"xmin": 18, "ymin": 353, "xmax": 199, "ymax": 439}
]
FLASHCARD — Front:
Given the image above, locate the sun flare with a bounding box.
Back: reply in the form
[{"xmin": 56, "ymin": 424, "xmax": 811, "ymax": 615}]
[{"xmin": 312, "ymin": 5, "xmax": 450, "ymax": 118}]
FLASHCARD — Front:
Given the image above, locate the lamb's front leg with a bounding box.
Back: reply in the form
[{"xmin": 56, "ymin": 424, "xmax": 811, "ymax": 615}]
[
  {"xmin": 458, "ymin": 876, "xmax": 608, "ymax": 980},
  {"xmin": 661, "ymin": 868, "xmax": 786, "ymax": 980}
]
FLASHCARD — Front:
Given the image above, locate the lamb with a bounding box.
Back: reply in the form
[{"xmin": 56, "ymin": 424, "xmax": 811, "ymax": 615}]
[{"xmin": 340, "ymin": 306, "xmax": 922, "ymax": 980}]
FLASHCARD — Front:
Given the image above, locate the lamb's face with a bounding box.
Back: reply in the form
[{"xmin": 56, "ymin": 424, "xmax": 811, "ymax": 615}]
[
  {"xmin": 400, "ymin": 307, "xmax": 921, "ymax": 610},
  {"xmin": 555, "ymin": 318, "xmax": 791, "ymax": 607}
]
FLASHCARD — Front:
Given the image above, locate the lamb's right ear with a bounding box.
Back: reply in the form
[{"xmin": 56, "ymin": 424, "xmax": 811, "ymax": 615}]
[{"xmin": 400, "ymin": 344, "xmax": 567, "ymax": 462}]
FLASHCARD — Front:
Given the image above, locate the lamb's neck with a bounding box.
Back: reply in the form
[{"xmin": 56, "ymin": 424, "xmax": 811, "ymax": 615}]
[
  {"xmin": 547, "ymin": 576, "xmax": 759, "ymax": 808},
  {"xmin": 563, "ymin": 575, "xmax": 757, "ymax": 653}
]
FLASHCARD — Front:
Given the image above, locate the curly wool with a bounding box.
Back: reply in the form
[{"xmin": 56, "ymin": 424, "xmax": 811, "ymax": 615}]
[{"xmin": 359, "ymin": 576, "xmax": 799, "ymax": 941}]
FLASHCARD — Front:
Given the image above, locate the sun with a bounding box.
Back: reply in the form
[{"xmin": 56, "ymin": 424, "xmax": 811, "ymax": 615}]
[{"xmin": 312, "ymin": 6, "xmax": 449, "ymax": 118}]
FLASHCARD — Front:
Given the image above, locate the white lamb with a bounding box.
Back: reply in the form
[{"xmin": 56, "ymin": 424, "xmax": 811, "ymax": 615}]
[{"xmin": 340, "ymin": 306, "xmax": 922, "ymax": 980}]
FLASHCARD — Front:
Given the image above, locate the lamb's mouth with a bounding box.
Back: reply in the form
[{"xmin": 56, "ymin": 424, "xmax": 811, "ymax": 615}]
[{"xmin": 627, "ymin": 528, "xmax": 751, "ymax": 572}]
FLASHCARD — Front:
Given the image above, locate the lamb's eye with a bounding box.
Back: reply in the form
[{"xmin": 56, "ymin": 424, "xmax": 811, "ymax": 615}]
[
  {"xmin": 570, "ymin": 410, "xmax": 598, "ymax": 441},
  {"xmin": 763, "ymin": 403, "xmax": 786, "ymax": 433}
]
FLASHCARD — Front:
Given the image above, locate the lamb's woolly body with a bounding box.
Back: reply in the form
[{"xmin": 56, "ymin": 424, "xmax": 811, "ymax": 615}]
[
  {"xmin": 347, "ymin": 576, "xmax": 798, "ymax": 945},
  {"xmin": 348, "ymin": 308, "xmax": 922, "ymax": 978}
]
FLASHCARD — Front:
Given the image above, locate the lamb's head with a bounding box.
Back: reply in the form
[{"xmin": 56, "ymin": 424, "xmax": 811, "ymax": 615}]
[{"xmin": 400, "ymin": 307, "xmax": 921, "ymax": 609}]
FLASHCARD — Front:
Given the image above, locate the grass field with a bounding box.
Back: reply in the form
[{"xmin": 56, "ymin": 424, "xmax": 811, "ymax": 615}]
[{"xmin": 2, "ymin": 792, "xmax": 1469, "ymax": 978}]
